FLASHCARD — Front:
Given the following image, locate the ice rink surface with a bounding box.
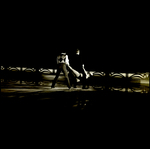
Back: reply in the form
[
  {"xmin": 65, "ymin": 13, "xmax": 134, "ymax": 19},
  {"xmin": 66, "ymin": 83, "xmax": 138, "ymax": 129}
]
[
  {"xmin": 1, "ymin": 74, "xmax": 150, "ymax": 140},
  {"xmin": 1, "ymin": 74, "xmax": 149, "ymax": 116}
]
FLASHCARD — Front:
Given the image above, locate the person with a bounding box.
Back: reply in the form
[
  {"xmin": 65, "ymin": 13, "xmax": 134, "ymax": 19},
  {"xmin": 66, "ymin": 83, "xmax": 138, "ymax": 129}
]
[
  {"xmin": 51, "ymin": 52, "xmax": 71, "ymax": 89},
  {"xmin": 69, "ymin": 49, "xmax": 88, "ymax": 89}
]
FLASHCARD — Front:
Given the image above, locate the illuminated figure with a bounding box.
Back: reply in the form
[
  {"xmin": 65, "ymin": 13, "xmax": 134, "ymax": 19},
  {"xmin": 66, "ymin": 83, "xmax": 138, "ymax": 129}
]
[{"xmin": 51, "ymin": 52, "xmax": 71, "ymax": 89}]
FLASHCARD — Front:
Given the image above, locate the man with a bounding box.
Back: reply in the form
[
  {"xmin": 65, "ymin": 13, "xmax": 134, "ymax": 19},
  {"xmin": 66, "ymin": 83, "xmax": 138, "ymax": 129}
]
[
  {"xmin": 70, "ymin": 49, "xmax": 88, "ymax": 89},
  {"xmin": 51, "ymin": 52, "xmax": 71, "ymax": 89}
]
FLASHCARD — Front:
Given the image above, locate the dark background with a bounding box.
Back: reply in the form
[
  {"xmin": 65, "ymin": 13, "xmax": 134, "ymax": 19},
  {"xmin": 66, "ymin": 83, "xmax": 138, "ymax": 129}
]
[{"xmin": 1, "ymin": 3, "xmax": 149, "ymax": 72}]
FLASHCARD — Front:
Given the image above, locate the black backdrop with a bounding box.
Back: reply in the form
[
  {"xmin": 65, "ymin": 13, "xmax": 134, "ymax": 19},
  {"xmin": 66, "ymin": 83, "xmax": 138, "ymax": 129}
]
[{"xmin": 2, "ymin": 6, "xmax": 149, "ymax": 72}]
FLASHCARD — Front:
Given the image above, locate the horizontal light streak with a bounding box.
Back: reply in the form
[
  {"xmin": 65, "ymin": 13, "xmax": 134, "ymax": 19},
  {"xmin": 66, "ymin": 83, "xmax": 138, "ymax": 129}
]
[{"xmin": 1, "ymin": 66, "xmax": 149, "ymax": 79}]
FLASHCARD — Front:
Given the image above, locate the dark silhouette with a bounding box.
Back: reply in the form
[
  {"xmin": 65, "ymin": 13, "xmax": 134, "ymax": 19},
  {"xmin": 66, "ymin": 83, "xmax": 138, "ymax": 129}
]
[
  {"xmin": 69, "ymin": 49, "xmax": 88, "ymax": 89},
  {"xmin": 51, "ymin": 52, "xmax": 71, "ymax": 89}
]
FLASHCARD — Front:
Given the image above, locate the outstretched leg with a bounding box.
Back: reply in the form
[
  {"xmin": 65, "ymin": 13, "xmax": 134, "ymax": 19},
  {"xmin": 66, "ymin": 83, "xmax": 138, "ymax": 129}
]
[
  {"xmin": 62, "ymin": 64, "xmax": 71, "ymax": 88},
  {"xmin": 51, "ymin": 67, "xmax": 61, "ymax": 88}
]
